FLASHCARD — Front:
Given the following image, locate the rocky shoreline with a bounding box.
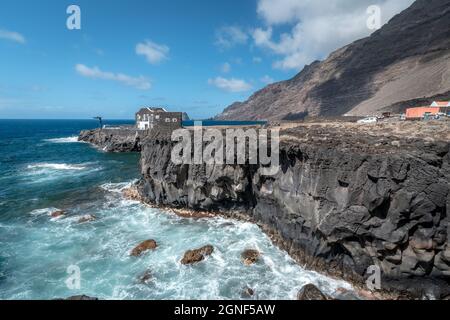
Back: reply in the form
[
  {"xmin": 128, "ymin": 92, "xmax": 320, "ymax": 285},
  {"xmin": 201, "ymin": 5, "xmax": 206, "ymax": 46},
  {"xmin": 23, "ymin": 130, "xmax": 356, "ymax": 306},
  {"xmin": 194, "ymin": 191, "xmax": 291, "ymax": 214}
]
[
  {"xmin": 80, "ymin": 122, "xmax": 450, "ymax": 299},
  {"xmin": 78, "ymin": 127, "xmax": 143, "ymax": 152}
]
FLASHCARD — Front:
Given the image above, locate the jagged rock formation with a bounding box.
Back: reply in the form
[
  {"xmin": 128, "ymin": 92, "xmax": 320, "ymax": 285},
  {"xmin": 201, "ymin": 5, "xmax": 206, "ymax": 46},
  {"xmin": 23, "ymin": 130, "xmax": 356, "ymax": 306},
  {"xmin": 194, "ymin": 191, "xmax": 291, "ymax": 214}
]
[
  {"xmin": 180, "ymin": 245, "xmax": 214, "ymax": 265},
  {"xmin": 136, "ymin": 123, "xmax": 449, "ymax": 298},
  {"xmin": 297, "ymin": 284, "xmax": 330, "ymax": 300},
  {"xmin": 216, "ymin": 0, "xmax": 450, "ymax": 121},
  {"xmin": 78, "ymin": 128, "xmax": 142, "ymax": 152},
  {"xmin": 130, "ymin": 239, "xmax": 158, "ymax": 257}
]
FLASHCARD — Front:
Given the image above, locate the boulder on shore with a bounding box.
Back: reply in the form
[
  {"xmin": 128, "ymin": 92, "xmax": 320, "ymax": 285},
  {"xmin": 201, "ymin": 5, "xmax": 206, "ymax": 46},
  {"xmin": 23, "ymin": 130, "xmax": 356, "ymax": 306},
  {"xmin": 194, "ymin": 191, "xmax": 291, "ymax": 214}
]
[
  {"xmin": 297, "ymin": 284, "xmax": 329, "ymax": 300},
  {"xmin": 130, "ymin": 239, "xmax": 158, "ymax": 257},
  {"xmin": 241, "ymin": 249, "xmax": 260, "ymax": 265},
  {"xmin": 181, "ymin": 245, "xmax": 214, "ymax": 265}
]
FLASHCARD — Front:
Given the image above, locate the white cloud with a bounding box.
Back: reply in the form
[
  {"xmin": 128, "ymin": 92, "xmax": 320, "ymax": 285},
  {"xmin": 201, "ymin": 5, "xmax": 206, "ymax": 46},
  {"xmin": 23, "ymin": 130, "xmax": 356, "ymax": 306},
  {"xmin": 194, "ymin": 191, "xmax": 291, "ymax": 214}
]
[
  {"xmin": 215, "ymin": 26, "xmax": 248, "ymax": 49},
  {"xmin": 136, "ymin": 40, "xmax": 169, "ymax": 64},
  {"xmin": 260, "ymin": 75, "xmax": 275, "ymax": 84},
  {"xmin": 254, "ymin": 0, "xmax": 415, "ymax": 70},
  {"xmin": 0, "ymin": 29, "xmax": 26, "ymax": 44},
  {"xmin": 208, "ymin": 77, "xmax": 252, "ymax": 93},
  {"xmin": 75, "ymin": 64, "xmax": 151, "ymax": 90},
  {"xmin": 221, "ymin": 62, "xmax": 231, "ymax": 73}
]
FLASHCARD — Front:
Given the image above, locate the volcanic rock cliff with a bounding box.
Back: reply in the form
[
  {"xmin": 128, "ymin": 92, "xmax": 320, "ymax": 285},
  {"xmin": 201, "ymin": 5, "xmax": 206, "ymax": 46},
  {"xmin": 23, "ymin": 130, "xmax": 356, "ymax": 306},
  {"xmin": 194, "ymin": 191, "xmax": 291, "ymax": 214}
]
[
  {"xmin": 78, "ymin": 128, "xmax": 142, "ymax": 152},
  {"xmin": 216, "ymin": 0, "xmax": 450, "ymax": 121},
  {"xmin": 136, "ymin": 122, "xmax": 450, "ymax": 298}
]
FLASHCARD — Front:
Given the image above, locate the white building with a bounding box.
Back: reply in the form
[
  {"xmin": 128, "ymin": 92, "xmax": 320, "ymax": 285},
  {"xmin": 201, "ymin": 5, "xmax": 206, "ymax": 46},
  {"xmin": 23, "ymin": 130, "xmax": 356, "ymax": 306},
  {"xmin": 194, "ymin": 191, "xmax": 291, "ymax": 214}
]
[
  {"xmin": 135, "ymin": 107, "xmax": 168, "ymax": 130},
  {"xmin": 431, "ymin": 101, "xmax": 450, "ymax": 107},
  {"xmin": 135, "ymin": 107, "xmax": 189, "ymax": 131}
]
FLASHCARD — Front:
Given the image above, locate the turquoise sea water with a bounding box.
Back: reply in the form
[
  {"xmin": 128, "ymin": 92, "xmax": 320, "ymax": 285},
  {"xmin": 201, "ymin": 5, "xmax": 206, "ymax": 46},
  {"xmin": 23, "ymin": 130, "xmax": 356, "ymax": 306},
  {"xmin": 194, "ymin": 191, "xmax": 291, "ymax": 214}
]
[{"xmin": 0, "ymin": 120, "xmax": 351, "ymax": 300}]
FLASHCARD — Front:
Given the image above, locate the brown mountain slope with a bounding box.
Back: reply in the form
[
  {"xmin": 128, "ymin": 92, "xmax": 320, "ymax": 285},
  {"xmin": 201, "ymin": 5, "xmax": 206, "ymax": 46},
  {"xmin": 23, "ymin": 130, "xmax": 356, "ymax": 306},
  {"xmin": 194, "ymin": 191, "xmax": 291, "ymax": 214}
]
[{"xmin": 216, "ymin": 0, "xmax": 450, "ymax": 121}]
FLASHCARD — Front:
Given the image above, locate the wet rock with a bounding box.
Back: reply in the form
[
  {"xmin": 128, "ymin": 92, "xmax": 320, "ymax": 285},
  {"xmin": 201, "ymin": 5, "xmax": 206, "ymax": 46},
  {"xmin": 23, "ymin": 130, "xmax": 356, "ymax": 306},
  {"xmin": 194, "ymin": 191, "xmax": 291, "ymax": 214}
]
[
  {"xmin": 241, "ymin": 249, "xmax": 260, "ymax": 265},
  {"xmin": 78, "ymin": 215, "xmax": 96, "ymax": 224},
  {"xmin": 138, "ymin": 270, "xmax": 153, "ymax": 284},
  {"xmin": 241, "ymin": 286, "xmax": 255, "ymax": 298},
  {"xmin": 181, "ymin": 245, "xmax": 214, "ymax": 265},
  {"xmin": 65, "ymin": 295, "xmax": 98, "ymax": 300},
  {"xmin": 297, "ymin": 284, "xmax": 329, "ymax": 300},
  {"xmin": 172, "ymin": 208, "xmax": 214, "ymax": 219},
  {"xmin": 51, "ymin": 210, "xmax": 65, "ymax": 218},
  {"xmin": 130, "ymin": 239, "xmax": 158, "ymax": 257},
  {"xmin": 122, "ymin": 187, "xmax": 141, "ymax": 201}
]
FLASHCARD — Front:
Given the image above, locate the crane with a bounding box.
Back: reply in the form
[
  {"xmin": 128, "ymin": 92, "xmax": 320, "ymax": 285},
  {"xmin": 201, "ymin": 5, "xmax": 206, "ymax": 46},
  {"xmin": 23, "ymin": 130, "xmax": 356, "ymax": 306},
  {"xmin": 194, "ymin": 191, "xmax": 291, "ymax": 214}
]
[{"xmin": 93, "ymin": 116, "xmax": 103, "ymax": 129}]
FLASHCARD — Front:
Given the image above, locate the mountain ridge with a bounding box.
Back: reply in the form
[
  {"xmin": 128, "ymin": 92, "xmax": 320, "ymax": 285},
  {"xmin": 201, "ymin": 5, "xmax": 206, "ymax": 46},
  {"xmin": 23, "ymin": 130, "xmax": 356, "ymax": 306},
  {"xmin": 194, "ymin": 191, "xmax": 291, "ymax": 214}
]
[{"xmin": 216, "ymin": 0, "xmax": 450, "ymax": 121}]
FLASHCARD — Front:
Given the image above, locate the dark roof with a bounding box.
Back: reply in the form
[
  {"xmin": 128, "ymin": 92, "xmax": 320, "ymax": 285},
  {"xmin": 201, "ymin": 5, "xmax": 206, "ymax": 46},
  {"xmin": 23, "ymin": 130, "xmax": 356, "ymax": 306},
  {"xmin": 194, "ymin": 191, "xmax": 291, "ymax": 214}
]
[{"xmin": 136, "ymin": 107, "xmax": 167, "ymax": 114}]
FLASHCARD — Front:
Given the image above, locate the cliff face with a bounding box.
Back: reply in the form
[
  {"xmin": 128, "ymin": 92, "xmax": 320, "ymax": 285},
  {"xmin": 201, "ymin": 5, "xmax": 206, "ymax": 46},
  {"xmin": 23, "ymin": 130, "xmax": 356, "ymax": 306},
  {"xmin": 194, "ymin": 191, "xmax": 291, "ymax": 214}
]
[
  {"xmin": 216, "ymin": 0, "xmax": 450, "ymax": 120},
  {"xmin": 78, "ymin": 128, "xmax": 142, "ymax": 152},
  {"xmin": 137, "ymin": 124, "xmax": 450, "ymax": 298}
]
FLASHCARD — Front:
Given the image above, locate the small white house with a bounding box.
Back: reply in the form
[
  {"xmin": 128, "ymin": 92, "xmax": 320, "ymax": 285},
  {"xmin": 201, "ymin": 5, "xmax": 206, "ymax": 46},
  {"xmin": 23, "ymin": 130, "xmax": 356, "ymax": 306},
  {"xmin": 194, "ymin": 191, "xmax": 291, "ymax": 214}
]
[
  {"xmin": 135, "ymin": 107, "xmax": 189, "ymax": 131},
  {"xmin": 430, "ymin": 101, "xmax": 450, "ymax": 107},
  {"xmin": 430, "ymin": 101, "xmax": 450, "ymax": 116}
]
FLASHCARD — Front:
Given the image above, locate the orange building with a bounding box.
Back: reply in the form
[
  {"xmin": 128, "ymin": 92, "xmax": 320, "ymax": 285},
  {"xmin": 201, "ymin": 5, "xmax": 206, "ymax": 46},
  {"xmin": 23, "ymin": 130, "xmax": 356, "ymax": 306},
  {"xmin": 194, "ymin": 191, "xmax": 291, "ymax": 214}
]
[{"xmin": 405, "ymin": 107, "xmax": 440, "ymax": 119}]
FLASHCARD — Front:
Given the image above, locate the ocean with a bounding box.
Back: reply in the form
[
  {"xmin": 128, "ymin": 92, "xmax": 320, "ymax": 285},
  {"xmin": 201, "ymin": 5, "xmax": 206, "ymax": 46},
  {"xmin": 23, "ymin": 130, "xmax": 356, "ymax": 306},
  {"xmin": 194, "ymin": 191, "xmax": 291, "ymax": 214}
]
[{"xmin": 0, "ymin": 119, "xmax": 351, "ymax": 300}]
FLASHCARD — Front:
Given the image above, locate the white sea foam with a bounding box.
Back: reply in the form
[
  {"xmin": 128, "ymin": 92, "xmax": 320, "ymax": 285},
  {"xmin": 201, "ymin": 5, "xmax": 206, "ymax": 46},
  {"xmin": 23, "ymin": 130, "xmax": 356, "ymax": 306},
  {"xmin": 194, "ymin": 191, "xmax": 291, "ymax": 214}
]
[
  {"xmin": 4, "ymin": 179, "xmax": 356, "ymax": 300},
  {"xmin": 44, "ymin": 136, "xmax": 81, "ymax": 143},
  {"xmin": 29, "ymin": 207, "xmax": 60, "ymax": 216},
  {"xmin": 27, "ymin": 163, "xmax": 87, "ymax": 171},
  {"xmin": 100, "ymin": 180, "xmax": 138, "ymax": 193}
]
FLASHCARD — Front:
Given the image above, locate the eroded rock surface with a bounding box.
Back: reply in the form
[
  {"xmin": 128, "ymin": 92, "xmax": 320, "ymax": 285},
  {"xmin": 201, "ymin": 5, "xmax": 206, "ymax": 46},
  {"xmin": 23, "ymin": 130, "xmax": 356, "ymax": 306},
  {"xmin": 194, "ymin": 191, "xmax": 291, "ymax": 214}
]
[
  {"xmin": 297, "ymin": 284, "xmax": 329, "ymax": 300},
  {"xmin": 78, "ymin": 128, "xmax": 142, "ymax": 152},
  {"xmin": 241, "ymin": 249, "xmax": 260, "ymax": 266},
  {"xmin": 130, "ymin": 239, "xmax": 158, "ymax": 257},
  {"xmin": 181, "ymin": 245, "xmax": 214, "ymax": 265}
]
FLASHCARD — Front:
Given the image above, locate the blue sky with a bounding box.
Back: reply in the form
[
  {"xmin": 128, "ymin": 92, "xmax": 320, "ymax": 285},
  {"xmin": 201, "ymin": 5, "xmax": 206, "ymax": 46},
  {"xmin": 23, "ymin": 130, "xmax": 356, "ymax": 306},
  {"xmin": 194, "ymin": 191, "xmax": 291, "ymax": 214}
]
[{"xmin": 0, "ymin": 0, "xmax": 414, "ymax": 119}]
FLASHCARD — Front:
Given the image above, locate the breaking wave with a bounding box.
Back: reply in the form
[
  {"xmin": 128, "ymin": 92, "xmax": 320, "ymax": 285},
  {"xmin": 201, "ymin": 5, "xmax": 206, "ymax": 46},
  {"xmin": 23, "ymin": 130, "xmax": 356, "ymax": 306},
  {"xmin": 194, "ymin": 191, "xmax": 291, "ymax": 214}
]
[
  {"xmin": 44, "ymin": 136, "xmax": 81, "ymax": 143},
  {"xmin": 27, "ymin": 163, "xmax": 88, "ymax": 171},
  {"xmin": 100, "ymin": 180, "xmax": 138, "ymax": 193}
]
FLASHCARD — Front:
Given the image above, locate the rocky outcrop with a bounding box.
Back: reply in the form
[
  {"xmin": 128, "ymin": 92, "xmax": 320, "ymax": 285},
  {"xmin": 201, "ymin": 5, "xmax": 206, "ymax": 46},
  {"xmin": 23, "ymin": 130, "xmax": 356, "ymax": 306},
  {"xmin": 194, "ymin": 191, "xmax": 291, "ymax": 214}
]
[
  {"xmin": 138, "ymin": 270, "xmax": 153, "ymax": 284},
  {"xmin": 242, "ymin": 287, "xmax": 255, "ymax": 298},
  {"xmin": 78, "ymin": 128, "xmax": 143, "ymax": 152},
  {"xmin": 241, "ymin": 249, "xmax": 260, "ymax": 266},
  {"xmin": 216, "ymin": 0, "xmax": 450, "ymax": 120},
  {"xmin": 297, "ymin": 284, "xmax": 329, "ymax": 300},
  {"xmin": 137, "ymin": 124, "xmax": 449, "ymax": 298},
  {"xmin": 180, "ymin": 245, "xmax": 214, "ymax": 265},
  {"xmin": 130, "ymin": 240, "xmax": 158, "ymax": 257}
]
